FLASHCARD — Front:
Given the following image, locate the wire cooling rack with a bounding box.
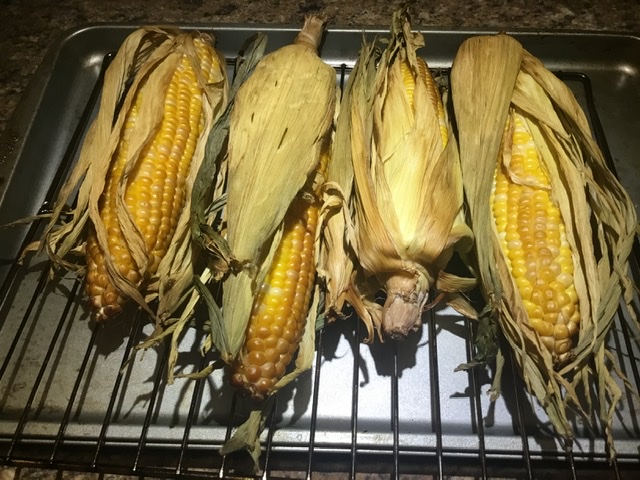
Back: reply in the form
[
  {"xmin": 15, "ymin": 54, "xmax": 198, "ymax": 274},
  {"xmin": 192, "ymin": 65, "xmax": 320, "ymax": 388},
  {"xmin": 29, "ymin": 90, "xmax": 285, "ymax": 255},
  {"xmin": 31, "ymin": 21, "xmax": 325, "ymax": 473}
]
[{"xmin": 0, "ymin": 25, "xmax": 639, "ymax": 479}]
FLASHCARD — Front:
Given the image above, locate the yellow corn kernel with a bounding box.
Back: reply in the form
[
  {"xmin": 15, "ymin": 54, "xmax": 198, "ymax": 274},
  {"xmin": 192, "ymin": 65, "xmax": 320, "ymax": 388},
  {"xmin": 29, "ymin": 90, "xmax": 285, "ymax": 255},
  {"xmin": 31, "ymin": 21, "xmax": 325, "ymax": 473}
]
[
  {"xmin": 491, "ymin": 110, "xmax": 580, "ymax": 364},
  {"xmin": 230, "ymin": 195, "xmax": 319, "ymax": 400},
  {"xmin": 85, "ymin": 38, "xmax": 219, "ymax": 322},
  {"xmin": 399, "ymin": 57, "xmax": 448, "ymax": 147}
]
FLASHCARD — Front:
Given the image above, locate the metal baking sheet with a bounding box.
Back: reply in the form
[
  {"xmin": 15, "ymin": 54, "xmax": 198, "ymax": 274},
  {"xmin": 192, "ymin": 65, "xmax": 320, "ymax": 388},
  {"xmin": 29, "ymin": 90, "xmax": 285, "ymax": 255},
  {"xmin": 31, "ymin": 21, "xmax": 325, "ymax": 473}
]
[{"xmin": 0, "ymin": 24, "xmax": 639, "ymax": 477}]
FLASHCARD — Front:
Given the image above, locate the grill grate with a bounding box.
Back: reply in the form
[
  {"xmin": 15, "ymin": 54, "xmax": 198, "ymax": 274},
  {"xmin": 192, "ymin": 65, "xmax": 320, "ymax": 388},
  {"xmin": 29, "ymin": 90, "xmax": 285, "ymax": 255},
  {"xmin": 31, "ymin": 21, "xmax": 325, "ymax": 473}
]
[{"xmin": 0, "ymin": 38, "xmax": 639, "ymax": 480}]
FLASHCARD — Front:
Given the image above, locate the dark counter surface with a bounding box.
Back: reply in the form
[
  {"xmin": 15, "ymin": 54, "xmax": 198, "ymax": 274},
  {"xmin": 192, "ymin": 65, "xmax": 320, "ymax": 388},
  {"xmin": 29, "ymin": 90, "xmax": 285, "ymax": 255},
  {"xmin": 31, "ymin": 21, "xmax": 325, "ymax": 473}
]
[{"xmin": 1, "ymin": 0, "xmax": 639, "ymax": 136}]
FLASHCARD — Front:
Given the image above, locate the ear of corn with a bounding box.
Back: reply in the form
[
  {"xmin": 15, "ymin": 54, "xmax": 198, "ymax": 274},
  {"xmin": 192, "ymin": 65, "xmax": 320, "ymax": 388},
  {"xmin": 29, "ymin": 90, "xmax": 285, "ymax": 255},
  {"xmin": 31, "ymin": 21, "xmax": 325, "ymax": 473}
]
[
  {"xmin": 230, "ymin": 149, "xmax": 328, "ymax": 401},
  {"xmin": 85, "ymin": 36, "xmax": 225, "ymax": 321},
  {"xmin": 451, "ymin": 33, "xmax": 637, "ymax": 456},
  {"xmin": 37, "ymin": 27, "xmax": 228, "ymax": 322},
  {"xmin": 215, "ymin": 16, "xmax": 336, "ymax": 468},
  {"xmin": 218, "ymin": 15, "xmax": 336, "ymax": 364},
  {"xmin": 347, "ymin": 9, "xmax": 473, "ymax": 340},
  {"xmin": 491, "ymin": 109, "xmax": 580, "ymax": 364}
]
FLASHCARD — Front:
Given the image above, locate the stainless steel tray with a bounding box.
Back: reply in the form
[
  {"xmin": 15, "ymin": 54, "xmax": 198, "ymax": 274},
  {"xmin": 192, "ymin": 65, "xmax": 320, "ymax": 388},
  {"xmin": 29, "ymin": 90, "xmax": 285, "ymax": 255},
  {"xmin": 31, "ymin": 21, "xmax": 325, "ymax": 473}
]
[{"xmin": 0, "ymin": 24, "xmax": 639, "ymax": 478}]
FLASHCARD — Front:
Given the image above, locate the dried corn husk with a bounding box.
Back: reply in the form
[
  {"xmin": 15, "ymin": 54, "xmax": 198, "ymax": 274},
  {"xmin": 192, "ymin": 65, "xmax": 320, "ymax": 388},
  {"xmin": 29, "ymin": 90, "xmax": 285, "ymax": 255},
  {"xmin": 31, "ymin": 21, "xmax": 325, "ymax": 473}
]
[
  {"xmin": 347, "ymin": 10, "xmax": 474, "ymax": 340},
  {"xmin": 451, "ymin": 33, "xmax": 638, "ymax": 455},
  {"xmin": 317, "ymin": 35, "xmax": 371, "ymax": 336},
  {"xmin": 25, "ymin": 26, "xmax": 228, "ymax": 322}
]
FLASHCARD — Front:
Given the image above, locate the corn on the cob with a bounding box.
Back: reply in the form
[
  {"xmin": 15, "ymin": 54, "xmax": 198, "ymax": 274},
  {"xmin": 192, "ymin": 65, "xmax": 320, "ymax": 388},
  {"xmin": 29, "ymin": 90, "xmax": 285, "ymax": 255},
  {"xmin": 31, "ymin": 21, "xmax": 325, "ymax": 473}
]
[
  {"xmin": 230, "ymin": 151, "xmax": 327, "ymax": 400},
  {"xmin": 451, "ymin": 33, "xmax": 637, "ymax": 456},
  {"xmin": 348, "ymin": 9, "xmax": 473, "ymax": 340},
  {"xmin": 217, "ymin": 16, "xmax": 335, "ymax": 466},
  {"xmin": 491, "ymin": 110, "xmax": 579, "ymax": 364},
  {"xmin": 217, "ymin": 15, "xmax": 335, "ymax": 368},
  {"xmin": 29, "ymin": 28, "xmax": 227, "ymax": 325},
  {"xmin": 85, "ymin": 36, "xmax": 222, "ymax": 322}
]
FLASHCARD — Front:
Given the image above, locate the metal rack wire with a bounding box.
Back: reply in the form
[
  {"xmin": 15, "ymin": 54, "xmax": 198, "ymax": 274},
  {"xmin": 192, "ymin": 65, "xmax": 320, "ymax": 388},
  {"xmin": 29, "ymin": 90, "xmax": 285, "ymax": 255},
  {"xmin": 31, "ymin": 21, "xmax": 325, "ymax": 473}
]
[{"xmin": 0, "ymin": 52, "xmax": 639, "ymax": 480}]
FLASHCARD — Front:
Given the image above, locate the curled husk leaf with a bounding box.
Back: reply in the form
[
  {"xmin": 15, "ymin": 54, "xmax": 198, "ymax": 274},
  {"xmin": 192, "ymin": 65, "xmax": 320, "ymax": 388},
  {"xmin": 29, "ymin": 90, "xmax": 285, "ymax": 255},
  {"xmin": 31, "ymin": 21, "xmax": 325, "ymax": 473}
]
[{"xmin": 451, "ymin": 33, "xmax": 638, "ymax": 456}]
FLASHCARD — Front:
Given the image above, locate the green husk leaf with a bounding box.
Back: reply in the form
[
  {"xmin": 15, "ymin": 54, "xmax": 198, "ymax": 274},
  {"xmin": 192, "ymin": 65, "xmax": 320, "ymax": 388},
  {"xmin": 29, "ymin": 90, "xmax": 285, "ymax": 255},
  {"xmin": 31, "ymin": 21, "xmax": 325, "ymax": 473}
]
[
  {"xmin": 488, "ymin": 346, "xmax": 506, "ymax": 402},
  {"xmin": 191, "ymin": 33, "xmax": 268, "ymax": 276},
  {"xmin": 192, "ymin": 274, "xmax": 227, "ymax": 354},
  {"xmin": 455, "ymin": 307, "xmax": 499, "ymax": 371}
]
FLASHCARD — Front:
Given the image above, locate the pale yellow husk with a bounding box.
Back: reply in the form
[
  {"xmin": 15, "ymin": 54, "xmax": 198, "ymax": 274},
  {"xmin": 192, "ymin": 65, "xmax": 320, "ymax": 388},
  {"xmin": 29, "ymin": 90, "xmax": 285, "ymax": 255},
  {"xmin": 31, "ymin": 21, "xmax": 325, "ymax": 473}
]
[
  {"xmin": 317, "ymin": 35, "xmax": 372, "ymax": 338},
  {"xmin": 451, "ymin": 33, "xmax": 638, "ymax": 455},
  {"xmin": 25, "ymin": 26, "xmax": 228, "ymax": 322},
  {"xmin": 346, "ymin": 10, "xmax": 474, "ymax": 340}
]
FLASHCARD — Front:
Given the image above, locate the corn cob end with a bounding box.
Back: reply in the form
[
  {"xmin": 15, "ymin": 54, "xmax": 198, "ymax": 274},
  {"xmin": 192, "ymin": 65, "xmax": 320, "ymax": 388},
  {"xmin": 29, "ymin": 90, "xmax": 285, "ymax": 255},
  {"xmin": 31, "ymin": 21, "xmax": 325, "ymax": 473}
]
[
  {"xmin": 382, "ymin": 272, "xmax": 429, "ymax": 339},
  {"xmin": 294, "ymin": 15, "xmax": 327, "ymax": 52},
  {"xmin": 85, "ymin": 231, "xmax": 135, "ymax": 322}
]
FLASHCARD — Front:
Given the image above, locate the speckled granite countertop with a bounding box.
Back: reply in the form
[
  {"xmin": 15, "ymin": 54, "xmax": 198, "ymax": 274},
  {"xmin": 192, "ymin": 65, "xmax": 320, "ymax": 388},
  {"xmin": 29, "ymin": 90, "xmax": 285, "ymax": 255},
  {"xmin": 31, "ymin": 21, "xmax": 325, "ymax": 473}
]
[
  {"xmin": 1, "ymin": 1, "xmax": 639, "ymax": 478},
  {"xmin": 1, "ymin": 0, "xmax": 639, "ymax": 136}
]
